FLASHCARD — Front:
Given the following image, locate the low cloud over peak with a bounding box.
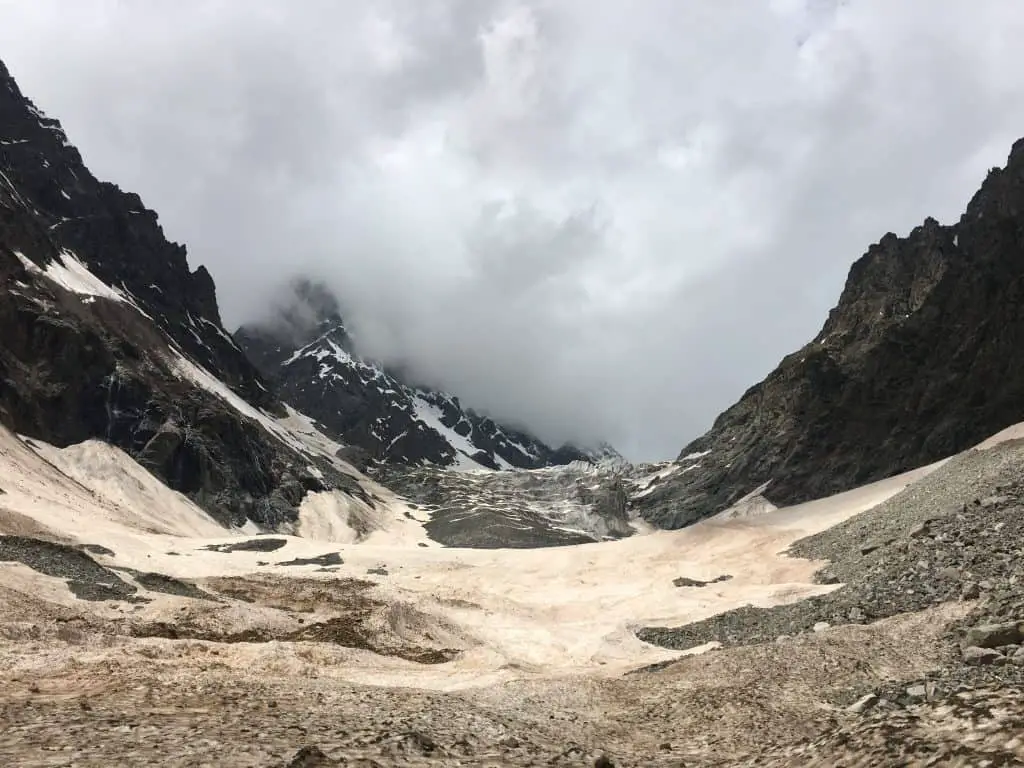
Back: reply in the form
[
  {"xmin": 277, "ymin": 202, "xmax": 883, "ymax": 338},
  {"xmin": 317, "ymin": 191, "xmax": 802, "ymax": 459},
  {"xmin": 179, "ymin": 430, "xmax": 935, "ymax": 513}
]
[{"xmin": 3, "ymin": 1, "xmax": 1024, "ymax": 458}]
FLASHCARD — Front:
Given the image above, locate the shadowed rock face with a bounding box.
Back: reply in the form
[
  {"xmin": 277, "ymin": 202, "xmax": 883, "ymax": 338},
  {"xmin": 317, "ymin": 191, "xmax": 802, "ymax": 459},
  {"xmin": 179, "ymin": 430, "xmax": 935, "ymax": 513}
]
[
  {"xmin": 639, "ymin": 139, "xmax": 1024, "ymax": 529},
  {"xmin": 235, "ymin": 279, "xmax": 619, "ymax": 472},
  {"xmin": 0, "ymin": 59, "xmax": 362, "ymax": 527}
]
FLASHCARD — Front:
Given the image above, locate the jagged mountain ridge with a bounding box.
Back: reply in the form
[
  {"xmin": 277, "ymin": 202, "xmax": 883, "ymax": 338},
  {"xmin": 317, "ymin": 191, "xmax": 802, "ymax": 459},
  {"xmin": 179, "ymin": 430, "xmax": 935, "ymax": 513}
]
[
  {"xmin": 637, "ymin": 139, "xmax": 1024, "ymax": 529},
  {"xmin": 0, "ymin": 59, "xmax": 373, "ymax": 527},
  {"xmin": 235, "ymin": 280, "xmax": 621, "ymax": 472}
]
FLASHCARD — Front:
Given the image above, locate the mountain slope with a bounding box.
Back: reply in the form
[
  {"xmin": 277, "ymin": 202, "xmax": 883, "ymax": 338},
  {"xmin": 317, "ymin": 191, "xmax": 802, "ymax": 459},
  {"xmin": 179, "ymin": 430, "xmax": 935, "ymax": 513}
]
[
  {"xmin": 235, "ymin": 280, "xmax": 618, "ymax": 472},
  {"xmin": 637, "ymin": 139, "xmax": 1024, "ymax": 529},
  {"xmin": 0, "ymin": 59, "xmax": 372, "ymax": 528}
]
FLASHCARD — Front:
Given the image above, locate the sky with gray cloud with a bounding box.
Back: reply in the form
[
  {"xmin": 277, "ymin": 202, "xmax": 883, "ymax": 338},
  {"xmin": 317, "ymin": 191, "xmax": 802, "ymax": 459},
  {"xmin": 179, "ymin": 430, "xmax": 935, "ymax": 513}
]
[{"xmin": 2, "ymin": 1, "xmax": 1024, "ymax": 460}]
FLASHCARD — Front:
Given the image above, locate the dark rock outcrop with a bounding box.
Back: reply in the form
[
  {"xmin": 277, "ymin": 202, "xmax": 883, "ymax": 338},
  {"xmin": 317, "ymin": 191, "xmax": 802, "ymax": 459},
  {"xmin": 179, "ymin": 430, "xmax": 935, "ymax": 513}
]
[
  {"xmin": 236, "ymin": 279, "xmax": 618, "ymax": 471},
  {"xmin": 638, "ymin": 139, "xmax": 1024, "ymax": 528},
  {"xmin": 0, "ymin": 59, "xmax": 364, "ymax": 527}
]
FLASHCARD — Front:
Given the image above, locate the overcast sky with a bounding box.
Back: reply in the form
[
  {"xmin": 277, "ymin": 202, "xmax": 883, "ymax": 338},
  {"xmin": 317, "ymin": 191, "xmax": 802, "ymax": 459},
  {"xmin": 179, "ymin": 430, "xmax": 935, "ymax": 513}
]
[{"xmin": 3, "ymin": 1, "xmax": 1024, "ymax": 460}]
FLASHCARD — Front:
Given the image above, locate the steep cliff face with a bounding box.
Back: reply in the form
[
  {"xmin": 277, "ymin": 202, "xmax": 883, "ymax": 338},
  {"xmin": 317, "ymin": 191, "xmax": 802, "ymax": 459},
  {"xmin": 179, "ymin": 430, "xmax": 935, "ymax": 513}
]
[
  {"xmin": 236, "ymin": 279, "xmax": 620, "ymax": 472},
  {"xmin": 0, "ymin": 60, "xmax": 368, "ymax": 527},
  {"xmin": 638, "ymin": 140, "xmax": 1024, "ymax": 528}
]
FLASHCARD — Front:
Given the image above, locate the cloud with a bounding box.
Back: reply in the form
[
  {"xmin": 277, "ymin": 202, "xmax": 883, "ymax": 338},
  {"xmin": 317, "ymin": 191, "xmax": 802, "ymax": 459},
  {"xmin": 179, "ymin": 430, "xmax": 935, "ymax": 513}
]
[{"xmin": 3, "ymin": 0, "xmax": 1024, "ymax": 459}]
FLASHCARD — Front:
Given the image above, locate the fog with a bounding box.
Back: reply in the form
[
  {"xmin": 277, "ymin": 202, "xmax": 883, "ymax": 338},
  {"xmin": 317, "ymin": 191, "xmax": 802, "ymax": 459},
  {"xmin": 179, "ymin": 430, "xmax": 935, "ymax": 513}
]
[{"xmin": 3, "ymin": 0, "xmax": 1024, "ymax": 458}]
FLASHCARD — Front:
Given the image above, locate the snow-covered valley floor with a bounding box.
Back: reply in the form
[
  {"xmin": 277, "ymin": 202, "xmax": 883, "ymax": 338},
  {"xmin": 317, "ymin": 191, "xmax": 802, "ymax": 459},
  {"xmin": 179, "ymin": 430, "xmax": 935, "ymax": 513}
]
[{"xmin": 1, "ymin": 423, "xmax": 1021, "ymax": 766}]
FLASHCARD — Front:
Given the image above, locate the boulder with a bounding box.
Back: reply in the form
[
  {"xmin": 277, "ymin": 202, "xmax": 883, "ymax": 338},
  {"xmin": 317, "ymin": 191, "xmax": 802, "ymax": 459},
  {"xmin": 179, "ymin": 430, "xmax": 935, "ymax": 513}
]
[
  {"xmin": 962, "ymin": 646, "xmax": 1005, "ymax": 666},
  {"xmin": 964, "ymin": 622, "xmax": 1023, "ymax": 649}
]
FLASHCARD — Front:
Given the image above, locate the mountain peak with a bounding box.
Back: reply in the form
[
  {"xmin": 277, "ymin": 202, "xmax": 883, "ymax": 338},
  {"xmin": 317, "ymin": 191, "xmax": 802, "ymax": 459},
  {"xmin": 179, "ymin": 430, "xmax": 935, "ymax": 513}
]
[
  {"xmin": 0, "ymin": 57, "xmax": 370, "ymax": 528},
  {"xmin": 636, "ymin": 135, "xmax": 1024, "ymax": 529},
  {"xmin": 235, "ymin": 278, "xmax": 615, "ymax": 472}
]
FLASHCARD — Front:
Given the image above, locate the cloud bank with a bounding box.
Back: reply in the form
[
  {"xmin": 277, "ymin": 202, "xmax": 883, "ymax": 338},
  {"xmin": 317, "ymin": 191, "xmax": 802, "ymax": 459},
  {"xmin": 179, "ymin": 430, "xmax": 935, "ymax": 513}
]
[{"xmin": 3, "ymin": 0, "xmax": 1024, "ymax": 458}]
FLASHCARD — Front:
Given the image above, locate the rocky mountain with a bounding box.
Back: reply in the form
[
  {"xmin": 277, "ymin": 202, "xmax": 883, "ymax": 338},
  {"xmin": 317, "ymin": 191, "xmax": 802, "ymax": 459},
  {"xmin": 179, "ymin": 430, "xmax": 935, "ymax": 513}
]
[
  {"xmin": 0, "ymin": 58, "xmax": 373, "ymax": 528},
  {"xmin": 235, "ymin": 280, "xmax": 620, "ymax": 472},
  {"xmin": 638, "ymin": 138, "xmax": 1024, "ymax": 529}
]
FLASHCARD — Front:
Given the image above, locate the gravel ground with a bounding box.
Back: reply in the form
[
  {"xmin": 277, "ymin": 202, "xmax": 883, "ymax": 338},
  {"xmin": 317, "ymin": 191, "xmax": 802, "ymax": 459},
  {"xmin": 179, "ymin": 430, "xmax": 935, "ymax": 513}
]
[
  {"xmin": 0, "ymin": 536, "xmax": 139, "ymax": 602},
  {"xmin": 737, "ymin": 684, "xmax": 1024, "ymax": 767},
  {"xmin": 640, "ymin": 440, "xmax": 1024, "ymax": 657},
  {"xmin": 638, "ymin": 438, "xmax": 1024, "ymax": 763},
  {"xmin": 0, "ymin": 599, "xmax": 987, "ymax": 767}
]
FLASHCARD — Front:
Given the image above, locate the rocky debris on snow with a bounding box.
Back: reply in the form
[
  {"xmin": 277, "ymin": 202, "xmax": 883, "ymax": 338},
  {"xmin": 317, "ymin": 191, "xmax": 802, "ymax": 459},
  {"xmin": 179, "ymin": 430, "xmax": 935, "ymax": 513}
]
[
  {"xmin": 142, "ymin": 575, "xmax": 466, "ymax": 664},
  {"xmin": 203, "ymin": 538, "xmax": 288, "ymax": 554},
  {"xmin": 129, "ymin": 618, "xmax": 459, "ymax": 664},
  {"xmin": 111, "ymin": 568, "xmax": 214, "ymax": 601},
  {"xmin": 79, "ymin": 543, "xmax": 114, "ymax": 557},
  {"xmin": 673, "ymin": 574, "xmax": 732, "ymax": 588},
  {"xmin": 0, "ymin": 535, "xmax": 138, "ymax": 602},
  {"xmin": 277, "ymin": 553, "xmax": 344, "ymax": 567},
  {"xmin": 639, "ymin": 441, "xmax": 1024, "ymax": 653}
]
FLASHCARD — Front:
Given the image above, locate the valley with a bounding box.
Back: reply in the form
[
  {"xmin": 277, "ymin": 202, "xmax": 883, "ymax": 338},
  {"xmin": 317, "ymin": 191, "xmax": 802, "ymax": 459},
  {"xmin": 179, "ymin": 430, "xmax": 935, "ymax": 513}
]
[{"xmin": 3, "ymin": 29, "xmax": 1024, "ymax": 767}]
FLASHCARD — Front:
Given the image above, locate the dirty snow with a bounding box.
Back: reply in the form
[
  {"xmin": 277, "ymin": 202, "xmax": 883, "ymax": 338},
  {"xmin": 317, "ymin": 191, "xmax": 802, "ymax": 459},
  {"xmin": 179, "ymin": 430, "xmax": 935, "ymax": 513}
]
[{"xmin": 0, "ymin": 415, "xmax": 981, "ymax": 692}]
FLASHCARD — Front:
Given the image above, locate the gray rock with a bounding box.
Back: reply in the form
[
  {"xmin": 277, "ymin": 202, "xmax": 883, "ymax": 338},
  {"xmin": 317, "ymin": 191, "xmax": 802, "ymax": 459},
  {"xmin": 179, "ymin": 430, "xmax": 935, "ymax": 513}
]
[
  {"xmin": 962, "ymin": 646, "xmax": 1005, "ymax": 666},
  {"xmin": 847, "ymin": 693, "xmax": 879, "ymax": 714},
  {"xmin": 964, "ymin": 622, "xmax": 1022, "ymax": 649},
  {"xmin": 938, "ymin": 566, "xmax": 960, "ymax": 582},
  {"xmin": 812, "ymin": 621, "xmax": 831, "ymax": 633},
  {"xmin": 905, "ymin": 684, "xmax": 928, "ymax": 700}
]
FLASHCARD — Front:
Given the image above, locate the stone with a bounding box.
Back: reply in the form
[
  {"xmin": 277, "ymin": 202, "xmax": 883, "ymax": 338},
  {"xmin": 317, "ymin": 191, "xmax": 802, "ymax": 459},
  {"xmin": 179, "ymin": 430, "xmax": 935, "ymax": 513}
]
[
  {"xmin": 909, "ymin": 521, "xmax": 934, "ymax": 539},
  {"xmin": 905, "ymin": 684, "xmax": 928, "ymax": 701},
  {"xmin": 962, "ymin": 646, "xmax": 1005, "ymax": 666},
  {"xmin": 813, "ymin": 622, "xmax": 831, "ymax": 633},
  {"xmin": 818, "ymin": 569, "xmax": 841, "ymax": 585},
  {"xmin": 964, "ymin": 622, "xmax": 1022, "ymax": 649},
  {"xmin": 848, "ymin": 693, "xmax": 879, "ymax": 714},
  {"xmin": 961, "ymin": 582, "xmax": 981, "ymax": 600},
  {"xmin": 284, "ymin": 746, "xmax": 338, "ymax": 767},
  {"xmin": 938, "ymin": 566, "xmax": 960, "ymax": 582}
]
